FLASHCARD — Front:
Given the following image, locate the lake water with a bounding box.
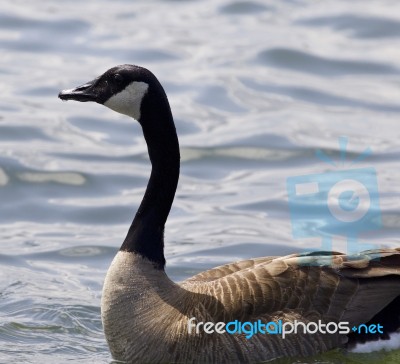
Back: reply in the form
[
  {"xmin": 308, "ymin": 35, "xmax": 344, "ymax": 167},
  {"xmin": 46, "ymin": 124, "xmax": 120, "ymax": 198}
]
[{"xmin": 1, "ymin": 0, "xmax": 400, "ymax": 363}]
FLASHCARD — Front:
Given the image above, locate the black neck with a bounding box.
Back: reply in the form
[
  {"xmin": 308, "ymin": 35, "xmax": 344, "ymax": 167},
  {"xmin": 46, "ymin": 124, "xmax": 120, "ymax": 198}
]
[{"xmin": 120, "ymin": 85, "xmax": 180, "ymax": 269}]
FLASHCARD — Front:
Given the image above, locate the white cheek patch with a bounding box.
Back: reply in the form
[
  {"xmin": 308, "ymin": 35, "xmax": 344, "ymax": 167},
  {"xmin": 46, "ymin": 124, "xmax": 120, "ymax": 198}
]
[{"xmin": 104, "ymin": 81, "xmax": 149, "ymax": 121}]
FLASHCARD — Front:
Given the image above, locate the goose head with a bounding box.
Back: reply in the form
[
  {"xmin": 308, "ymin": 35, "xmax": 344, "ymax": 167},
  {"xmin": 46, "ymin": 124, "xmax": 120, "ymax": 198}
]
[{"xmin": 58, "ymin": 64, "xmax": 156, "ymax": 122}]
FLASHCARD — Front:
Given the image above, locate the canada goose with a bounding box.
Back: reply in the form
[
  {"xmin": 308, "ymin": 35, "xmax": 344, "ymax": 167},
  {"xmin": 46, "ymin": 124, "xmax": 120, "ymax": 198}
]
[{"xmin": 59, "ymin": 65, "xmax": 400, "ymax": 363}]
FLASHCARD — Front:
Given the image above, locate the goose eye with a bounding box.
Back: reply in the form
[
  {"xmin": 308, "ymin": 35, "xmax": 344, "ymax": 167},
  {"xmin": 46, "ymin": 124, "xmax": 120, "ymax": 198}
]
[{"xmin": 114, "ymin": 74, "xmax": 123, "ymax": 84}]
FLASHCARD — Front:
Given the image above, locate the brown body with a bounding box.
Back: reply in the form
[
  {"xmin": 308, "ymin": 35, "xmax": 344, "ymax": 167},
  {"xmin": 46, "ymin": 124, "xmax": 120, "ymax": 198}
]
[{"xmin": 102, "ymin": 249, "xmax": 400, "ymax": 363}]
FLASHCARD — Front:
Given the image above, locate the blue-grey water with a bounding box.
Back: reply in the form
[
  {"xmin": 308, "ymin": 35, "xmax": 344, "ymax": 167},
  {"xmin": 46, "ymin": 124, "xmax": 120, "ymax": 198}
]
[{"xmin": 1, "ymin": 0, "xmax": 400, "ymax": 363}]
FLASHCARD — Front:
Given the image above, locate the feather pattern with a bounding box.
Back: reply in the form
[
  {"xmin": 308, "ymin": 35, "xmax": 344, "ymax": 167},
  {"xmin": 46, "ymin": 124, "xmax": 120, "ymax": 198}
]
[{"xmin": 101, "ymin": 248, "xmax": 400, "ymax": 363}]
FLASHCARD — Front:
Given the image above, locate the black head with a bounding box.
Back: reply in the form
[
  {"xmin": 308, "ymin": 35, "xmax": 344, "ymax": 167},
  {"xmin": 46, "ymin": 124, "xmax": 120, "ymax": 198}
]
[{"xmin": 58, "ymin": 65, "xmax": 159, "ymax": 121}]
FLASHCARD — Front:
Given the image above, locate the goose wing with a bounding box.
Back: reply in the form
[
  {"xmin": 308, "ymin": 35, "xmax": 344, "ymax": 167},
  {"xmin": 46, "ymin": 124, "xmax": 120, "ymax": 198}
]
[
  {"xmin": 180, "ymin": 248, "xmax": 400, "ymax": 358},
  {"xmin": 183, "ymin": 248, "xmax": 400, "ymax": 322}
]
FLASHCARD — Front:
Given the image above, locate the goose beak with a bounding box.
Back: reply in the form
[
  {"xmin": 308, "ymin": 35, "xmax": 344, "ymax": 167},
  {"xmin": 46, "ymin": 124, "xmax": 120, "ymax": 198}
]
[{"xmin": 58, "ymin": 77, "xmax": 99, "ymax": 102}]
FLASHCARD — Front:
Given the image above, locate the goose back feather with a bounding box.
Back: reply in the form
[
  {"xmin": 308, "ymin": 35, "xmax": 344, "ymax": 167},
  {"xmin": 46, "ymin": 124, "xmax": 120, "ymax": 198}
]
[{"xmin": 101, "ymin": 249, "xmax": 400, "ymax": 363}]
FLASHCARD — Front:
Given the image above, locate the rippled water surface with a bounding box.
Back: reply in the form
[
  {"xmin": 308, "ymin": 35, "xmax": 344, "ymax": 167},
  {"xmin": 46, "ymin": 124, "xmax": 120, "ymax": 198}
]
[{"xmin": 1, "ymin": 0, "xmax": 400, "ymax": 363}]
